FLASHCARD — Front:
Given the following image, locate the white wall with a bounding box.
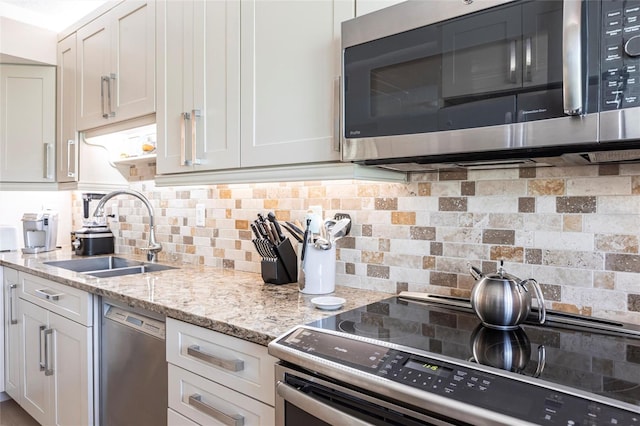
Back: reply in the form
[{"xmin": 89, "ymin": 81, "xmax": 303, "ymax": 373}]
[
  {"xmin": 0, "ymin": 190, "xmax": 72, "ymax": 250},
  {"xmin": 0, "ymin": 17, "xmax": 56, "ymax": 65}
]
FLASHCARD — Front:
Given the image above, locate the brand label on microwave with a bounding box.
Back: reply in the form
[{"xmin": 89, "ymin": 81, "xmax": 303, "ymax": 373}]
[
  {"xmin": 349, "ymin": 130, "xmax": 362, "ymax": 136},
  {"xmin": 521, "ymin": 108, "xmax": 548, "ymax": 116}
]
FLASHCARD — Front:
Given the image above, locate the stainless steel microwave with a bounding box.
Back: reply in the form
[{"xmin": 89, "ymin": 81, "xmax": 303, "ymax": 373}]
[{"xmin": 341, "ymin": 0, "xmax": 640, "ymax": 171}]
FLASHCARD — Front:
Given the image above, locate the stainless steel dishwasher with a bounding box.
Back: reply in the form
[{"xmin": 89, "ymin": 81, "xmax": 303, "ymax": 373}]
[{"xmin": 100, "ymin": 298, "xmax": 167, "ymax": 426}]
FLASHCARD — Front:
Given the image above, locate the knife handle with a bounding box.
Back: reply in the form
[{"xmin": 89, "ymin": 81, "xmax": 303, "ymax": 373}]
[
  {"xmin": 268, "ymin": 212, "xmax": 286, "ymax": 242},
  {"xmin": 250, "ymin": 223, "xmax": 262, "ymax": 239}
]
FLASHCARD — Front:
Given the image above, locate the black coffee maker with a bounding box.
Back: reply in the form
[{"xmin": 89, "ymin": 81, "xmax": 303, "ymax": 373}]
[{"xmin": 71, "ymin": 193, "xmax": 115, "ymax": 256}]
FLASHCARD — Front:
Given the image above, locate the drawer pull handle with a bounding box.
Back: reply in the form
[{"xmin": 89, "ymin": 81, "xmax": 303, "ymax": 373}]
[
  {"xmin": 187, "ymin": 345, "xmax": 244, "ymax": 372},
  {"xmin": 188, "ymin": 393, "xmax": 244, "ymax": 426},
  {"xmin": 35, "ymin": 288, "xmax": 63, "ymax": 301}
]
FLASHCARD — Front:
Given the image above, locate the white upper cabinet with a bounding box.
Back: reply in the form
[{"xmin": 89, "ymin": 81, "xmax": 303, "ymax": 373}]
[
  {"xmin": 57, "ymin": 34, "xmax": 79, "ymax": 183},
  {"xmin": 0, "ymin": 65, "xmax": 56, "ymax": 183},
  {"xmin": 240, "ymin": 0, "xmax": 354, "ymax": 168},
  {"xmin": 157, "ymin": 0, "xmax": 355, "ymax": 176},
  {"xmin": 76, "ymin": 1, "xmax": 155, "ymax": 131},
  {"xmin": 156, "ymin": 0, "xmax": 241, "ymax": 174}
]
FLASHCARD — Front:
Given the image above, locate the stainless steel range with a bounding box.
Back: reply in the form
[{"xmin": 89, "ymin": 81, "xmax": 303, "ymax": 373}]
[{"xmin": 268, "ymin": 293, "xmax": 640, "ymax": 425}]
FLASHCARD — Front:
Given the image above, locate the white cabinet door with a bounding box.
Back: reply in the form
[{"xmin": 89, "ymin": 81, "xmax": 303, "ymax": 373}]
[
  {"xmin": 14, "ymin": 270, "xmax": 94, "ymax": 426},
  {"xmin": 20, "ymin": 299, "xmax": 50, "ymax": 426},
  {"xmin": 49, "ymin": 311, "xmax": 92, "ymax": 426},
  {"xmin": 239, "ymin": 0, "xmax": 353, "ymax": 167},
  {"xmin": 110, "ymin": 0, "xmax": 155, "ymax": 122},
  {"xmin": 57, "ymin": 34, "xmax": 79, "ymax": 183},
  {"xmin": 156, "ymin": 0, "xmax": 240, "ymax": 174},
  {"xmin": 76, "ymin": 1, "xmax": 155, "ymax": 131},
  {"xmin": 76, "ymin": 13, "xmax": 111, "ymax": 131},
  {"xmin": 0, "ymin": 65, "xmax": 56, "ymax": 183},
  {"xmin": 3, "ymin": 268, "xmax": 21, "ymax": 402}
]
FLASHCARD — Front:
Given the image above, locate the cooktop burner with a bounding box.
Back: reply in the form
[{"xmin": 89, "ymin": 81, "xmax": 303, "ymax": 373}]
[{"xmin": 306, "ymin": 295, "xmax": 640, "ymax": 408}]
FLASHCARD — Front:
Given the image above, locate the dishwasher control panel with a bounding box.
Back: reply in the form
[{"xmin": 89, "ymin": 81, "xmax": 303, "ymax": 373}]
[{"xmin": 105, "ymin": 305, "xmax": 166, "ymax": 339}]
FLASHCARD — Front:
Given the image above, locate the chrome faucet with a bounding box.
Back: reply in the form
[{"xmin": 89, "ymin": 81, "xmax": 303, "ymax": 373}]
[{"xmin": 93, "ymin": 189, "xmax": 162, "ymax": 262}]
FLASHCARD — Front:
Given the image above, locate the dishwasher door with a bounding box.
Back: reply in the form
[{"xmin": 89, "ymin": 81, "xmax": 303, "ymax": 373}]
[{"xmin": 100, "ymin": 299, "xmax": 167, "ymax": 426}]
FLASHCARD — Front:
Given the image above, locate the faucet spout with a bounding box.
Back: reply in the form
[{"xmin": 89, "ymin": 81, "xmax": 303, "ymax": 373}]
[{"xmin": 93, "ymin": 189, "xmax": 162, "ymax": 262}]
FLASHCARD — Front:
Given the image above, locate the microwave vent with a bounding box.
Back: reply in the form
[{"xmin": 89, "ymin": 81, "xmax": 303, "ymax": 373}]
[
  {"xmin": 454, "ymin": 158, "xmax": 539, "ymax": 169},
  {"xmin": 583, "ymin": 150, "xmax": 640, "ymax": 163}
]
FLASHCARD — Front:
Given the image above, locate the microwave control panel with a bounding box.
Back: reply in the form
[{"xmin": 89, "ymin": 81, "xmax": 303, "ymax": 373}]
[{"xmin": 602, "ymin": 0, "xmax": 640, "ymax": 110}]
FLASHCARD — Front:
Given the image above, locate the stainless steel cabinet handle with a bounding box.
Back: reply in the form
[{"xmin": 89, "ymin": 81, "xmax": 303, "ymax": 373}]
[
  {"xmin": 39, "ymin": 325, "xmax": 46, "ymax": 371},
  {"xmin": 508, "ymin": 40, "xmax": 517, "ymax": 84},
  {"xmin": 67, "ymin": 139, "xmax": 76, "ymax": 177},
  {"xmin": 191, "ymin": 109, "xmax": 202, "ymax": 165},
  {"xmin": 276, "ymin": 381, "xmax": 371, "ymax": 426},
  {"xmin": 43, "ymin": 143, "xmax": 53, "ymax": 179},
  {"xmin": 9, "ymin": 283, "xmax": 17, "ymax": 325},
  {"xmin": 524, "ymin": 37, "xmax": 532, "ymax": 82},
  {"xmin": 334, "ymin": 77, "xmax": 341, "ymax": 153},
  {"xmin": 43, "ymin": 328, "xmax": 53, "ymax": 376},
  {"xmin": 562, "ymin": 0, "xmax": 583, "ymax": 115},
  {"xmin": 35, "ymin": 288, "xmax": 63, "ymax": 301},
  {"xmin": 108, "ymin": 73, "xmax": 117, "ymax": 117},
  {"xmin": 181, "ymin": 112, "xmax": 190, "ymax": 166},
  {"xmin": 188, "ymin": 394, "xmax": 244, "ymax": 426},
  {"xmin": 186, "ymin": 344, "xmax": 244, "ymax": 372},
  {"xmin": 101, "ymin": 76, "xmax": 110, "ymax": 118}
]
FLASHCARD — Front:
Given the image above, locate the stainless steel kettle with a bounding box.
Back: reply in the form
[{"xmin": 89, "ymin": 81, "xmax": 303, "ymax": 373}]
[{"xmin": 469, "ymin": 261, "xmax": 546, "ymax": 330}]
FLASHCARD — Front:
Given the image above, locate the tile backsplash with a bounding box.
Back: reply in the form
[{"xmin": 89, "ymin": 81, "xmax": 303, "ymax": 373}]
[{"xmin": 72, "ymin": 162, "xmax": 640, "ymax": 325}]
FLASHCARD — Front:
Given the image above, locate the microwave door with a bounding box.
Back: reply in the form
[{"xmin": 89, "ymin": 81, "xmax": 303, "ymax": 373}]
[
  {"xmin": 441, "ymin": 5, "xmax": 523, "ymax": 99},
  {"xmin": 343, "ymin": 25, "xmax": 442, "ymax": 139}
]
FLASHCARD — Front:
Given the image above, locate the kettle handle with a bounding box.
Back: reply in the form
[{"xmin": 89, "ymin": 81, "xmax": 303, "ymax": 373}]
[
  {"xmin": 524, "ymin": 278, "xmax": 546, "ymax": 324},
  {"xmin": 470, "ymin": 265, "xmax": 483, "ymax": 280},
  {"xmin": 532, "ymin": 345, "xmax": 546, "ymax": 378}
]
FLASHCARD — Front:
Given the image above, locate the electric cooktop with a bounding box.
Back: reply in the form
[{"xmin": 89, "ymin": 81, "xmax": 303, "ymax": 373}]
[{"xmin": 305, "ymin": 294, "xmax": 640, "ymax": 409}]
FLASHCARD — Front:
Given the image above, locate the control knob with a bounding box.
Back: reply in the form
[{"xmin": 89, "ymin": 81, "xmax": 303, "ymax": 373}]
[{"xmin": 625, "ymin": 35, "xmax": 640, "ymax": 57}]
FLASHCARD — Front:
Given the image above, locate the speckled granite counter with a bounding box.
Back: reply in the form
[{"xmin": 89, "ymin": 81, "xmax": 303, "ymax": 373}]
[{"xmin": 0, "ymin": 251, "xmax": 393, "ymax": 346}]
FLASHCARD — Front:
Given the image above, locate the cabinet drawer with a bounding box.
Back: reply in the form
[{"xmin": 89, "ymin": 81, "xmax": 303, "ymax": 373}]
[
  {"xmin": 166, "ymin": 318, "xmax": 276, "ymax": 405},
  {"xmin": 168, "ymin": 365, "xmax": 274, "ymax": 426},
  {"xmin": 20, "ymin": 272, "xmax": 93, "ymax": 326},
  {"xmin": 168, "ymin": 408, "xmax": 199, "ymax": 426}
]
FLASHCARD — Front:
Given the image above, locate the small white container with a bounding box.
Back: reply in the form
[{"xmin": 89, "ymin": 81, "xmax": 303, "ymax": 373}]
[
  {"xmin": 300, "ymin": 244, "xmax": 336, "ymax": 294},
  {"xmin": 0, "ymin": 225, "xmax": 18, "ymax": 252}
]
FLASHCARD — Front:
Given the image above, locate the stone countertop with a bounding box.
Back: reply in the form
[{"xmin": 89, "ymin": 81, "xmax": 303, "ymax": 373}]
[{"xmin": 0, "ymin": 250, "xmax": 393, "ymax": 346}]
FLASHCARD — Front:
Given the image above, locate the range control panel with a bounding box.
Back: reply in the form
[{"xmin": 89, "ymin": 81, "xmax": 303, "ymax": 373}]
[
  {"xmin": 279, "ymin": 327, "xmax": 640, "ymax": 425},
  {"xmin": 602, "ymin": 0, "xmax": 640, "ymax": 110}
]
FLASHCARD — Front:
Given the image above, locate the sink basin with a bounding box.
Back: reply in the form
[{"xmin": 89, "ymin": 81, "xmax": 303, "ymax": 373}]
[{"xmin": 44, "ymin": 256, "xmax": 177, "ymax": 277}]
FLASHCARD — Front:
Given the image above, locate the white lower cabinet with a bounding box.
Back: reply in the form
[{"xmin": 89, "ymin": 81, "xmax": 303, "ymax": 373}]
[
  {"xmin": 166, "ymin": 318, "xmax": 277, "ymax": 425},
  {"xmin": 3, "ymin": 269, "xmax": 94, "ymax": 426},
  {"xmin": 168, "ymin": 365, "xmax": 273, "ymax": 426},
  {"xmin": 3, "ymin": 267, "xmax": 21, "ymax": 403},
  {"xmin": 168, "ymin": 407, "xmax": 199, "ymax": 426}
]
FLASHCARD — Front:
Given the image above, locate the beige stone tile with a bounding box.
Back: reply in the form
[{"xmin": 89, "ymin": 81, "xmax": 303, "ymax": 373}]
[
  {"xmin": 476, "ymin": 179, "xmax": 526, "ymax": 196},
  {"xmin": 563, "ymin": 215, "xmax": 582, "ymax": 232},
  {"xmin": 566, "ymin": 176, "xmax": 631, "ymax": 196}
]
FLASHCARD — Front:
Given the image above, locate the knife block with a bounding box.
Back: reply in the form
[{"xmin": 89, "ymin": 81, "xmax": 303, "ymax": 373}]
[{"xmin": 261, "ymin": 238, "xmax": 298, "ymax": 285}]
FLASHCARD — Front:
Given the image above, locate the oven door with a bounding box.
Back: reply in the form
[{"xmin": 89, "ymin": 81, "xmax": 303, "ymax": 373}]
[{"xmin": 274, "ymin": 364, "xmax": 460, "ymax": 426}]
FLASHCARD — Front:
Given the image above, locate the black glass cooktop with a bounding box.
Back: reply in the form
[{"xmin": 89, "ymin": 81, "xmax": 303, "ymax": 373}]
[{"xmin": 306, "ymin": 296, "xmax": 640, "ymax": 408}]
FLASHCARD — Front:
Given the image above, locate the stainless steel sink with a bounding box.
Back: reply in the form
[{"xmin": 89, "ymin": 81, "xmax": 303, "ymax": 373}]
[{"xmin": 44, "ymin": 256, "xmax": 177, "ymax": 277}]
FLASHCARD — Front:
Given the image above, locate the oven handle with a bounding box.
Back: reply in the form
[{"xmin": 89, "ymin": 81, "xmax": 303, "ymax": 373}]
[
  {"xmin": 276, "ymin": 381, "xmax": 371, "ymax": 426},
  {"xmin": 562, "ymin": 0, "xmax": 583, "ymax": 115}
]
